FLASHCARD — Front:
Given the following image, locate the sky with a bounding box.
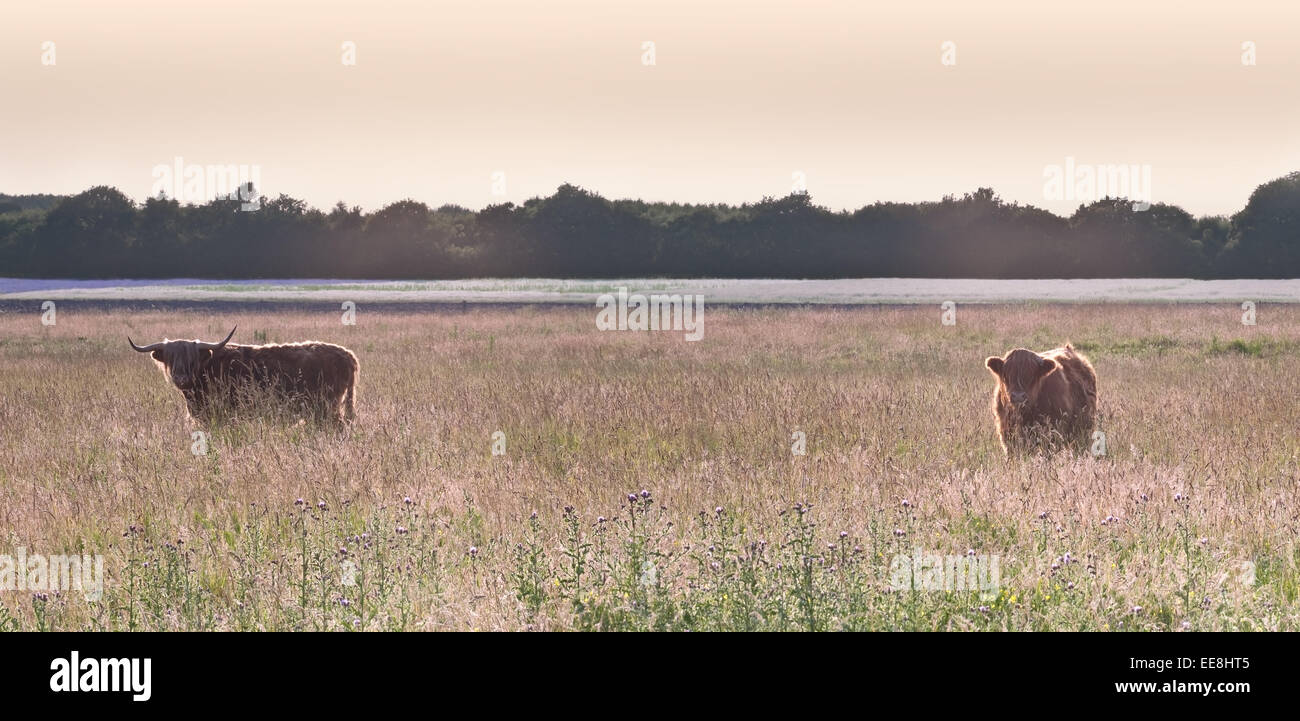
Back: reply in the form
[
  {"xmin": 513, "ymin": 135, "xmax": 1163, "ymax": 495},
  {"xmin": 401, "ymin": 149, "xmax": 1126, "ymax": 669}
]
[{"xmin": 2, "ymin": 0, "xmax": 1298, "ymax": 217}]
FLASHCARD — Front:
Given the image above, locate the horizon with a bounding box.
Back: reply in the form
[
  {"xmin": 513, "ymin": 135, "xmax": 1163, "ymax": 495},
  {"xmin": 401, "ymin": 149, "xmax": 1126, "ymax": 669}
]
[
  {"xmin": 4, "ymin": 170, "xmax": 1292, "ymax": 219},
  {"xmin": 4, "ymin": 1, "xmax": 1298, "ymax": 217}
]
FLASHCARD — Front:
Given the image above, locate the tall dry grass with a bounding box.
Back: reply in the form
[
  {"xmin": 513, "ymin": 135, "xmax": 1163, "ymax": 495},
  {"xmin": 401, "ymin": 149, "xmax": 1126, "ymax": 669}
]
[{"xmin": 0, "ymin": 303, "xmax": 1296, "ymax": 630}]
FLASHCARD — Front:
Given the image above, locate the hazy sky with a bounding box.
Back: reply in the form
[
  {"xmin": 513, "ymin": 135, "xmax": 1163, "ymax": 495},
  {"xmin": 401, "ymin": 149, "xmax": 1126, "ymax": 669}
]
[{"xmin": 3, "ymin": 0, "xmax": 1298, "ymax": 216}]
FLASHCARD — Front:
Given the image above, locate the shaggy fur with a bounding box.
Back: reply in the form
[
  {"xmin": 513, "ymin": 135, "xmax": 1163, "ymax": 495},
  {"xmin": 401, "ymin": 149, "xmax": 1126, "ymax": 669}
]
[
  {"xmin": 985, "ymin": 343, "xmax": 1097, "ymax": 454},
  {"xmin": 130, "ymin": 330, "xmax": 358, "ymax": 423}
]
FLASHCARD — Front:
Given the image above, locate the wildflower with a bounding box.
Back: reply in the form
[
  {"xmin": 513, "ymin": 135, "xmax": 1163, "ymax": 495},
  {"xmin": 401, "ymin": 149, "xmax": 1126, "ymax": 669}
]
[
  {"xmin": 627, "ymin": 494, "xmax": 638, "ymax": 504},
  {"xmin": 966, "ymin": 548, "xmax": 976, "ymax": 557},
  {"xmin": 339, "ymin": 598, "xmax": 350, "ymax": 607},
  {"xmin": 469, "ymin": 546, "xmax": 478, "ymax": 557},
  {"xmin": 893, "ymin": 529, "xmax": 905, "ymax": 537},
  {"xmin": 1140, "ymin": 493, "xmax": 1149, "ymax": 502},
  {"xmin": 640, "ymin": 489, "xmax": 651, "ymax": 500},
  {"xmin": 839, "ymin": 531, "xmax": 849, "ymax": 539},
  {"xmin": 597, "ymin": 516, "xmax": 606, "ymax": 524},
  {"xmin": 1062, "ymin": 552, "xmax": 1072, "ymax": 564},
  {"xmin": 530, "ymin": 510, "xmax": 538, "ymax": 520},
  {"xmin": 396, "ymin": 526, "xmax": 408, "ymax": 535},
  {"xmin": 1132, "ymin": 605, "xmax": 1143, "ymax": 614},
  {"xmin": 1038, "ymin": 511, "xmax": 1048, "ymax": 519},
  {"xmin": 1174, "ymin": 493, "xmax": 1183, "ymax": 502},
  {"xmin": 339, "ymin": 546, "xmax": 348, "ymax": 556},
  {"xmin": 294, "ymin": 498, "xmax": 304, "ymax": 506},
  {"xmin": 901, "ymin": 499, "xmax": 911, "ymax": 508},
  {"xmin": 404, "ymin": 496, "xmax": 413, "ymax": 505},
  {"xmin": 715, "ymin": 506, "xmax": 724, "ymax": 516},
  {"xmin": 318, "ymin": 501, "xmax": 327, "ymax": 510},
  {"xmin": 1199, "ymin": 537, "xmax": 1207, "ymax": 545},
  {"xmin": 978, "ymin": 605, "xmax": 989, "ymax": 613}
]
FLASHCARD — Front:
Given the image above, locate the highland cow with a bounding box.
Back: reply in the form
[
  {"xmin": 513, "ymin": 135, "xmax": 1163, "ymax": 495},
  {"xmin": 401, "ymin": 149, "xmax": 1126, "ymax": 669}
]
[
  {"xmin": 129, "ymin": 327, "xmax": 358, "ymax": 423},
  {"xmin": 984, "ymin": 343, "xmax": 1097, "ymax": 454}
]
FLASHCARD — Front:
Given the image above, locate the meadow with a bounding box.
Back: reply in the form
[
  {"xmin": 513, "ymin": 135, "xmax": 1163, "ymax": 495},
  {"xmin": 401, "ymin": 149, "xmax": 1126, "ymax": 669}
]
[{"xmin": 0, "ymin": 303, "xmax": 1297, "ymax": 631}]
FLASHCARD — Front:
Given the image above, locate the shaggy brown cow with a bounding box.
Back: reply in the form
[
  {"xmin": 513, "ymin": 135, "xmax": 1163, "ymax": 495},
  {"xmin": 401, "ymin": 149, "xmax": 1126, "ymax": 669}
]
[
  {"xmin": 984, "ymin": 343, "xmax": 1097, "ymax": 454},
  {"xmin": 128, "ymin": 327, "xmax": 358, "ymax": 423}
]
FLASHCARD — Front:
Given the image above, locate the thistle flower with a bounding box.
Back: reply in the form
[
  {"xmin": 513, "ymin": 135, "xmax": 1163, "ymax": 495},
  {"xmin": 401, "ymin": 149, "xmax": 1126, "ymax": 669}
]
[
  {"xmin": 468, "ymin": 546, "xmax": 478, "ymax": 557},
  {"xmin": 840, "ymin": 531, "xmax": 849, "ymax": 539},
  {"xmin": 403, "ymin": 496, "xmax": 413, "ymax": 505},
  {"xmin": 901, "ymin": 499, "xmax": 911, "ymax": 508},
  {"xmin": 893, "ymin": 529, "xmax": 905, "ymax": 537},
  {"xmin": 294, "ymin": 498, "xmax": 304, "ymax": 507}
]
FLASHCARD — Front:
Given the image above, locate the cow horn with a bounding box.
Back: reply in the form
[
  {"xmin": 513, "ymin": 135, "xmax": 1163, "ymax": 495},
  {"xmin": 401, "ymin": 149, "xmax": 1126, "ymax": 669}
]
[
  {"xmin": 128, "ymin": 337, "xmax": 165, "ymax": 353},
  {"xmin": 197, "ymin": 326, "xmax": 237, "ymax": 350}
]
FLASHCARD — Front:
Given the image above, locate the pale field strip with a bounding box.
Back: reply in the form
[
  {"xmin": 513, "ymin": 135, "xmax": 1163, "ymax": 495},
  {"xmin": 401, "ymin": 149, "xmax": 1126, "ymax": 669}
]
[{"xmin": 3, "ymin": 278, "xmax": 1300, "ymax": 304}]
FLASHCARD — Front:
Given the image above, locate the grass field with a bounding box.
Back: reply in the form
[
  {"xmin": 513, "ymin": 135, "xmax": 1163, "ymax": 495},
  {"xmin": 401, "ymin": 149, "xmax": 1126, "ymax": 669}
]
[{"xmin": 1, "ymin": 303, "xmax": 1297, "ymax": 631}]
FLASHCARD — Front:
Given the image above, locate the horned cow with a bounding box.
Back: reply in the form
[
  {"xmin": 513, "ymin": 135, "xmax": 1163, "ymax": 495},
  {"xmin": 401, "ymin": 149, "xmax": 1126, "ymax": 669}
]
[
  {"xmin": 128, "ymin": 327, "xmax": 358, "ymax": 423},
  {"xmin": 984, "ymin": 343, "xmax": 1097, "ymax": 455}
]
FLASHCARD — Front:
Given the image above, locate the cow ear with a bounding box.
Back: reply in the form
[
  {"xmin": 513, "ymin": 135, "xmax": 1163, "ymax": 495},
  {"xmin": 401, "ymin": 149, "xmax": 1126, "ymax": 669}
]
[
  {"xmin": 1038, "ymin": 357, "xmax": 1059, "ymax": 376},
  {"xmin": 200, "ymin": 348, "xmax": 214, "ymax": 361},
  {"xmin": 151, "ymin": 350, "xmax": 164, "ymax": 361},
  {"xmin": 985, "ymin": 357, "xmax": 1003, "ymax": 375}
]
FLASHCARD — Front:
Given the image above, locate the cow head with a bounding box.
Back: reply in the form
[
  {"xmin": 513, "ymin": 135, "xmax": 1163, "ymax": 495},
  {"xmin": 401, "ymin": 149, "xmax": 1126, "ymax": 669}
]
[
  {"xmin": 985, "ymin": 348, "xmax": 1058, "ymax": 409},
  {"xmin": 128, "ymin": 327, "xmax": 237, "ymax": 390}
]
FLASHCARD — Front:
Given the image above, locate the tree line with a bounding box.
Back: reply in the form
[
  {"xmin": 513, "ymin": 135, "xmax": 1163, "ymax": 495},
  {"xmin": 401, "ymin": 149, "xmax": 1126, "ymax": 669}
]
[{"xmin": 2, "ymin": 173, "xmax": 1298, "ymax": 278}]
